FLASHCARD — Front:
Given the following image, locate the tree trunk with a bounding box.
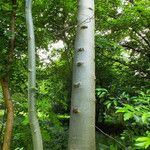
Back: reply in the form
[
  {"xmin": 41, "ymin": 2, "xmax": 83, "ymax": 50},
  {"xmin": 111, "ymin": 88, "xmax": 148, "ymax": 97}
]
[
  {"xmin": 1, "ymin": 78, "xmax": 14, "ymax": 150},
  {"xmin": 1, "ymin": 0, "xmax": 16, "ymax": 149},
  {"xmin": 25, "ymin": 0, "xmax": 43, "ymax": 150},
  {"xmin": 68, "ymin": 0, "xmax": 95, "ymax": 149}
]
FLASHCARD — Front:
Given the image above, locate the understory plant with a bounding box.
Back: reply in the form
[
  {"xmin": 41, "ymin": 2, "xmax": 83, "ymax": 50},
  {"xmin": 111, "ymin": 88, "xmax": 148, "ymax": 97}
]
[{"xmin": 116, "ymin": 90, "xmax": 150, "ymax": 149}]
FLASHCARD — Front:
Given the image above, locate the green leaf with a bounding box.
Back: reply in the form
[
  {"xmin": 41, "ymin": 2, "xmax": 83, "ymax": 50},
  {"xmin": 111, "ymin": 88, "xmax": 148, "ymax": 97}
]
[
  {"xmin": 116, "ymin": 107, "xmax": 127, "ymax": 113},
  {"xmin": 135, "ymin": 137, "xmax": 150, "ymax": 149},
  {"xmin": 134, "ymin": 115, "xmax": 141, "ymax": 123},
  {"xmin": 22, "ymin": 116, "xmax": 29, "ymax": 126},
  {"xmin": 124, "ymin": 112, "xmax": 133, "ymax": 121},
  {"xmin": 104, "ymin": 101, "xmax": 112, "ymax": 109},
  {"xmin": 107, "ymin": 102, "xmax": 111, "ymax": 109},
  {"xmin": 142, "ymin": 113, "xmax": 150, "ymax": 124}
]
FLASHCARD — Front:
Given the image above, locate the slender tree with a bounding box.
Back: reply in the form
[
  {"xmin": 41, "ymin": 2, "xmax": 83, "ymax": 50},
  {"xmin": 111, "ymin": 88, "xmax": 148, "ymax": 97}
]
[
  {"xmin": 25, "ymin": 0, "xmax": 43, "ymax": 149},
  {"xmin": 68, "ymin": 0, "xmax": 95, "ymax": 149},
  {"xmin": 1, "ymin": 0, "xmax": 16, "ymax": 149},
  {"xmin": 1, "ymin": 78, "xmax": 14, "ymax": 150}
]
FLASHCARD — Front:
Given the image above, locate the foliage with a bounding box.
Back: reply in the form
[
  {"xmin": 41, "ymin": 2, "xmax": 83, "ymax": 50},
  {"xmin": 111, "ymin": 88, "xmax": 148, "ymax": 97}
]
[
  {"xmin": 116, "ymin": 90, "xmax": 150, "ymax": 124},
  {"xmin": 0, "ymin": 0, "xmax": 150, "ymax": 149},
  {"xmin": 135, "ymin": 131, "xmax": 150, "ymax": 149},
  {"xmin": 116, "ymin": 90, "xmax": 150, "ymax": 149}
]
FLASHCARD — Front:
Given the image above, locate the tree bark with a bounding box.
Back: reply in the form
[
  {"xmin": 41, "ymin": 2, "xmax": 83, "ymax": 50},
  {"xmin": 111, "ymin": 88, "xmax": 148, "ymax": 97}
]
[
  {"xmin": 1, "ymin": 78, "xmax": 14, "ymax": 150},
  {"xmin": 25, "ymin": 0, "xmax": 43, "ymax": 150},
  {"xmin": 1, "ymin": 0, "xmax": 16, "ymax": 149},
  {"xmin": 68, "ymin": 0, "xmax": 95, "ymax": 149}
]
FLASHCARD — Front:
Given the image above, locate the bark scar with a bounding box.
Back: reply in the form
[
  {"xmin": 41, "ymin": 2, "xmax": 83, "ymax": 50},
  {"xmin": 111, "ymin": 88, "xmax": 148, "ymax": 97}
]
[
  {"xmin": 73, "ymin": 82, "xmax": 81, "ymax": 88},
  {"xmin": 77, "ymin": 61, "xmax": 83, "ymax": 66},
  {"xmin": 81, "ymin": 25, "xmax": 88, "ymax": 29},
  {"xmin": 88, "ymin": 7, "xmax": 93, "ymax": 11},
  {"xmin": 72, "ymin": 107, "xmax": 80, "ymax": 114},
  {"xmin": 78, "ymin": 48, "xmax": 84, "ymax": 52}
]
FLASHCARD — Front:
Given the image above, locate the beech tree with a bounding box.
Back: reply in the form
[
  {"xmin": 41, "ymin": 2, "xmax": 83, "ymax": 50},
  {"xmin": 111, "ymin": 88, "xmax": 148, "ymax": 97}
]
[
  {"xmin": 25, "ymin": 0, "xmax": 43, "ymax": 149},
  {"xmin": 68, "ymin": 0, "xmax": 96, "ymax": 149}
]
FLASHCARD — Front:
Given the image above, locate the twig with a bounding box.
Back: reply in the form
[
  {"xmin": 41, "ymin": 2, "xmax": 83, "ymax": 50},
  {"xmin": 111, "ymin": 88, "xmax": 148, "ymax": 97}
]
[
  {"xmin": 95, "ymin": 126, "xmax": 126, "ymax": 149},
  {"xmin": 55, "ymin": 15, "xmax": 94, "ymax": 36}
]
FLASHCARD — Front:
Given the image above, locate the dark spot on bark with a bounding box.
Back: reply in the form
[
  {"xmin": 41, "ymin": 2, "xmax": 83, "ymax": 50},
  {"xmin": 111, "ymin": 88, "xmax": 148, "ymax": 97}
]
[
  {"xmin": 81, "ymin": 25, "xmax": 88, "ymax": 29},
  {"xmin": 78, "ymin": 48, "xmax": 84, "ymax": 52},
  {"xmin": 77, "ymin": 62, "xmax": 83, "ymax": 66},
  {"xmin": 72, "ymin": 107, "xmax": 80, "ymax": 114},
  {"xmin": 88, "ymin": 7, "xmax": 93, "ymax": 11},
  {"xmin": 73, "ymin": 82, "xmax": 80, "ymax": 88}
]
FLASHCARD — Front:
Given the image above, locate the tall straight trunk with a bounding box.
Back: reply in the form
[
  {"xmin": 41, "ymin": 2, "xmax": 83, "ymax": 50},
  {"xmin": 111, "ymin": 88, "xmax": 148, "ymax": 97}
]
[
  {"xmin": 68, "ymin": 0, "xmax": 95, "ymax": 150},
  {"xmin": 25, "ymin": 0, "xmax": 43, "ymax": 150},
  {"xmin": 1, "ymin": 0, "xmax": 16, "ymax": 149}
]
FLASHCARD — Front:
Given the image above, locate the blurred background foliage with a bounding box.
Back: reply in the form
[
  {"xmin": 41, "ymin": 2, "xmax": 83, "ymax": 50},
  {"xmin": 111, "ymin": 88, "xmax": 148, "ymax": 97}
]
[{"xmin": 0, "ymin": 0, "xmax": 150, "ymax": 149}]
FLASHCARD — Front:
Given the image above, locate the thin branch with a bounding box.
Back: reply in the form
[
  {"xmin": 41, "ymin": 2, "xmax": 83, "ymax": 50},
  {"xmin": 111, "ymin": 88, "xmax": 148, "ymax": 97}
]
[
  {"xmin": 55, "ymin": 15, "xmax": 94, "ymax": 36},
  {"xmin": 95, "ymin": 126, "xmax": 126, "ymax": 149},
  {"xmin": 134, "ymin": 30, "xmax": 150, "ymax": 48},
  {"xmin": 121, "ymin": 44, "xmax": 142, "ymax": 53},
  {"xmin": 131, "ymin": 29, "xmax": 150, "ymax": 50}
]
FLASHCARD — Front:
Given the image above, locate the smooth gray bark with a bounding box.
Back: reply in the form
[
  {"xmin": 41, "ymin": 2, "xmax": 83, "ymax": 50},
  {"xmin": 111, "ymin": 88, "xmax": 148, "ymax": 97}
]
[
  {"xmin": 68, "ymin": 0, "xmax": 95, "ymax": 150},
  {"xmin": 25, "ymin": 0, "xmax": 43, "ymax": 149}
]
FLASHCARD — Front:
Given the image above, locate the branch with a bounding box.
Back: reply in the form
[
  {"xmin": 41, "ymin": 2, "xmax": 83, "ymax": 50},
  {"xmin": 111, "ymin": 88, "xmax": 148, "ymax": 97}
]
[
  {"xmin": 95, "ymin": 126, "xmax": 126, "ymax": 149},
  {"xmin": 134, "ymin": 30, "xmax": 150, "ymax": 48},
  {"xmin": 53, "ymin": 15, "xmax": 94, "ymax": 36},
  {"xmin": 121, "ymin": 44, "xmax": 144, "ymax": 53}
]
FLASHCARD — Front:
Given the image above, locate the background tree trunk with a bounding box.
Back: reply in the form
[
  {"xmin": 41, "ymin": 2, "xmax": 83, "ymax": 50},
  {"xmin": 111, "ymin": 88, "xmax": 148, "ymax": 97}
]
[
  {"xmin": 1, "ymin": 78, "xmax": 14, "ymax": 150},
  {"xmin": 1, "ymin": 0, "xmax": 16, "ymax": 149},
  {"xmin": 25, "ymin": 0, "xmax": 43, "ymax": 150},
  {"xmin": 68, "ymin": 0, "xmax": 95, "ymax": 149}
]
